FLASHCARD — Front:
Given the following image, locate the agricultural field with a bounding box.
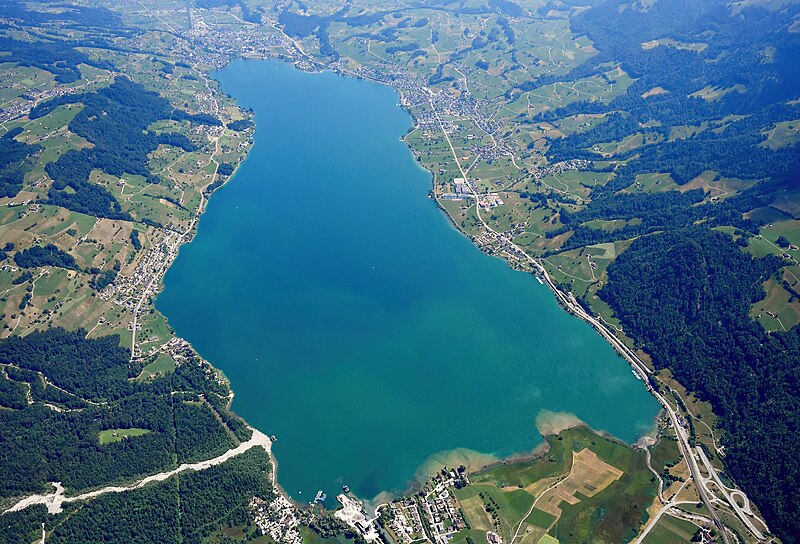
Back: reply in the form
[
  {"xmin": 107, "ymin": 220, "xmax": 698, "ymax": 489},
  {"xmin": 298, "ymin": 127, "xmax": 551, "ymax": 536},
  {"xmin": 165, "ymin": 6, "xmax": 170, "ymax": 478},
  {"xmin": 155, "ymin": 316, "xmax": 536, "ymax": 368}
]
[
  {"xmin": 761, "ymin": 119, "xmax": 800, "ymax": 149},
  {"xmin": 750, "ymin": 274, "xmax": 800, "ymax": 332},
  {"xmin": 137, "ymin": 352, "xmax": 177, "ymax": 380},
  {"xmin": 2, "ymin": 0, "xmax": 799, "ymax": 542},
  {"xmin": 0, "ymin": 24, "xmax": 253, "ymax": 350},
  {"xmin": 98, "ymin": 428, "xmax": 152, "ymax": 445},
  {"xmin": 451, "ymin": 426, "xmax": 664, "ymax": 544},
  {"xmin": 543, "ymin": 238, "xmax": 633, "ymax": 298},
  {"xmin": 641, "ymin": 514, "xmax": 701, "ymax": 544}
]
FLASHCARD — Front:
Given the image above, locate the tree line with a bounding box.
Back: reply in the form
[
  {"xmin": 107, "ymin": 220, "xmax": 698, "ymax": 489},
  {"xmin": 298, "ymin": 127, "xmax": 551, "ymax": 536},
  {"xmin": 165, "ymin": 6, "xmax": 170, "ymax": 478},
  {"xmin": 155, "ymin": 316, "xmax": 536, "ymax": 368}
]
[{"xmin": 599, "ymin": 227, "xmax": 800, "ymax": 541}]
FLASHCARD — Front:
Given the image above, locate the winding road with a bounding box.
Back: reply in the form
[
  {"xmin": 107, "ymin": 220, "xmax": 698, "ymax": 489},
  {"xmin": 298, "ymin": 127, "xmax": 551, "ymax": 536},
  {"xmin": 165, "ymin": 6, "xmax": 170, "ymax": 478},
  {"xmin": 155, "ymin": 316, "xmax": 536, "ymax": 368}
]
[{"xmin": 425, "ymin": 81, "xmax": 768, "ymax": 543}]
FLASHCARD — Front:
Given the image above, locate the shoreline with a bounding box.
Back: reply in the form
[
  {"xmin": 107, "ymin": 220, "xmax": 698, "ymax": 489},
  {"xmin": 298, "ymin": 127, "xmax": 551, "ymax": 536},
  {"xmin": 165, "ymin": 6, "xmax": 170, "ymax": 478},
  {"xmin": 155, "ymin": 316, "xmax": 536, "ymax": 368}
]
[
  {"xmin": 0, "ymin": 7, "xmax": 774, "ymax": 541},
  {"xmin": 160, "ymin": 55, "xmax": 661, "ymax": 512},
  {"xmin": 4, "ymin": 429, "xmax": 273, "ymax": 515},
  {"xmin": 0, "ymin": 48, "xmax": 677, "ymax": 534}
]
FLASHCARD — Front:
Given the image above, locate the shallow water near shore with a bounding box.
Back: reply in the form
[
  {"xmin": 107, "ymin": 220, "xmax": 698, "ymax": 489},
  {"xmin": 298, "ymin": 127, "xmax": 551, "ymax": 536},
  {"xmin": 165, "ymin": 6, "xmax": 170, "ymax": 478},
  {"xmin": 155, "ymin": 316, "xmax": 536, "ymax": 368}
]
[{"xmin": 156, "ymin": 59, "xmax": 659, "ymax": 505}]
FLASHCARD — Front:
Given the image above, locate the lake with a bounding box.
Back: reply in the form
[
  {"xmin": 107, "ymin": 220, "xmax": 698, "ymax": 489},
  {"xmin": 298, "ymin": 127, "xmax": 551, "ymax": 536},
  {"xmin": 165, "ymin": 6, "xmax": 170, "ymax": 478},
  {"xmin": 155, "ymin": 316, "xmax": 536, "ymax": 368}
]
[{"xmin": 156, "ymin": 59, "xmax": 660, "ymax": 504}]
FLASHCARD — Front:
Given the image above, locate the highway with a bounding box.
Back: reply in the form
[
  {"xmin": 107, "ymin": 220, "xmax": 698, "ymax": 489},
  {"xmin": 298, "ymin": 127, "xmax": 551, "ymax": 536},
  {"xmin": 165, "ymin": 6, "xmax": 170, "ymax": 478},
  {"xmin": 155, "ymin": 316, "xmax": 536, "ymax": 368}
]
[{"xmin": 426, "ymin": 82, "xmax": 767, "ymax": 544}]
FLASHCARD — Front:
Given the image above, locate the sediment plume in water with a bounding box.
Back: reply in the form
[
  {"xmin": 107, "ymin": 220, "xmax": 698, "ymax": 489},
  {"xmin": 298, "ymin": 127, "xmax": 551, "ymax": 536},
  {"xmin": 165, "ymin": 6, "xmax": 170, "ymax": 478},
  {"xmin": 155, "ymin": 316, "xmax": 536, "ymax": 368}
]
[
  {"xmin": 535, "ymin": 409, "xmax": 585, "ymax": 436},
  {"xmin": 414, "ymin": 448, "xmax": 501, "ymax": 484},
  {"xmin": 364, "ymin": 449, "xmax": 500, "ymax": 512}
]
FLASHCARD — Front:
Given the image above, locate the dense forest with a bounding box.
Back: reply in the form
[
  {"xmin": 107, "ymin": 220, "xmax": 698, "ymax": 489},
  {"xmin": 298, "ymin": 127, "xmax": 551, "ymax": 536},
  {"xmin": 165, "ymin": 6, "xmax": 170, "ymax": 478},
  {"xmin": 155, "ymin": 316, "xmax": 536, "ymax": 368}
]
[
  {"xmin": 546, "ymin": 102, "xmax": 800, "ymax": 187},
  {"xmin": 13, "ymin": 244, "xmax": 80, "ymax": 271},
  {"xmin": 519, "ymin": 2, "xmax": 800, "ymax": 540},
  {"xmin": 547, "ymin": 186, "xmax": 763, "ymax": 252},
  {"xmin": 0, "ymin": 328, "xmax": 135, "ymax": 401},
  {"xmin": 130, "ymin": 229, "xmax": 142, "ymax": 251},
  {"xmin": 29, "ymin": 77, "xmax": 219, "ymax": 219},
  {"xmin": 0, "ymin": 372, "xmax": 28, "ymax": 410},
  {"xmin": 524, "ymin": 0, "xmax": 800, "ymax": 190},
  {"xmin": 0, "ymin": 329, "xmax": 249, "ymax": 499},
  {"xmin": 227, "ymin": 119, "xmax": 253, "ymax": 131},
  {"xmin": 0, "ymin": 127, "xmax": 41, "ymax": 198},
  {"xmin": 0, "ymin": 449, "xmax": 274, "ymax": 544},
  {"xmin": 0, "ymin": 37, "xmax": 115, "ymax": 84},
  {"xmin": 89, "ymin": 269, "xmax": 118, "ymax": 291},
  {"xmin": 0, "ymin": 0, "xmax": 123, "ymax": 33},
  {"xmin": 599, "ymin": 228, "xmax": 799, "ymax": 540},
  {"xmin": 528, "ymin": 0, "xmax": 800, "ymax": 112}
]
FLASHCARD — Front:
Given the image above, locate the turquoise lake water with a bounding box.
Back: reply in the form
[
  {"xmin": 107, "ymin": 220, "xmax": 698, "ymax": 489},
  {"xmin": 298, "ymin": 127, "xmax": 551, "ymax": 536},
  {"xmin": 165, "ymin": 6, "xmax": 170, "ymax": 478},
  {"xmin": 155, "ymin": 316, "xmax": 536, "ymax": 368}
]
[{"xmin": 156, "ymin": 59, "xmax": 660, "ymax": 504}]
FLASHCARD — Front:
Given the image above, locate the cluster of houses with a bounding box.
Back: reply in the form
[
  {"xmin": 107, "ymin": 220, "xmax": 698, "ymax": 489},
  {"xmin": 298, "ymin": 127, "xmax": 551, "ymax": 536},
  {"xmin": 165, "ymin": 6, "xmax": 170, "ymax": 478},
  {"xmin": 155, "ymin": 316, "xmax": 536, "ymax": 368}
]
[
  {"xmin": 250, "ymin": 494, "xmax": 302, "ymax": 544},
  {"xmin": 386, "ymin": 468, "xmax": 469, "ymax": 544}
]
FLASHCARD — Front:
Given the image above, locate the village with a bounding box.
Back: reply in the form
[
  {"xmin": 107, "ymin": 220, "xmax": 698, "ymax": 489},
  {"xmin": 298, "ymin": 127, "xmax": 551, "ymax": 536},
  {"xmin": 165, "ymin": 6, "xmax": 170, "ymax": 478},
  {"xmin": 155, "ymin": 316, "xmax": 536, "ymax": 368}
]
[
  {"xmin": 250, "ymin": 493, "xmax": 303, "ymax": 544},
  {"xmin": 383, "ymin": 468, "xmax": 469, "ymax": 544}
]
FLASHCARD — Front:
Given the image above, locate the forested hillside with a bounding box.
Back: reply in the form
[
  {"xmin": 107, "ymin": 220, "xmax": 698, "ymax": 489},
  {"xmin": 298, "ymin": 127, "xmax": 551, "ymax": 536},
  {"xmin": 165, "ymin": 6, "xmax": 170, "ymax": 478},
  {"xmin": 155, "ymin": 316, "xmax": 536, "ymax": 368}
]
[
  {"xmin": 28, "ymin": 77, "xmax": 219, "ymax": 220},
  {"xmin": 531, "ymin": 1, "xmax": 800, "ymax": 539},
  {"xmin": 1, "ymin": 448, "xmax": 274, "ymax": 544},
  {"xmin": 599, "ymin": 229, "xmax": 800, "ymax": 537},
  {"xmin": 0, "ymin": 329, "xmax": 249, "ymax": 497},
  {"xmin": 0, "ymin": 128, "xmax": 40, "ymax": 198},
  {"xmin": 1, "ymin": 0, "xmax": 799, "ymax": 541},
  {"xmin": 534, "ymin": 0, "xmax": 800, "ymax": 186}
]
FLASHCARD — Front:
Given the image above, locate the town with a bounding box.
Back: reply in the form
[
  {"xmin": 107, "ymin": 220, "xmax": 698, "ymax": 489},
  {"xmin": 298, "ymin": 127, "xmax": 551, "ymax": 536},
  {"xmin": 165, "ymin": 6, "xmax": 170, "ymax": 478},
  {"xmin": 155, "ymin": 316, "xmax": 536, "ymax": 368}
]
[
  {"xmin": 383, "ymin": 468, "xmax": 468, "ymax": 544},
  {"xmin": 251, "ymin": 493, "xmax": 303, "ymax": 544}
]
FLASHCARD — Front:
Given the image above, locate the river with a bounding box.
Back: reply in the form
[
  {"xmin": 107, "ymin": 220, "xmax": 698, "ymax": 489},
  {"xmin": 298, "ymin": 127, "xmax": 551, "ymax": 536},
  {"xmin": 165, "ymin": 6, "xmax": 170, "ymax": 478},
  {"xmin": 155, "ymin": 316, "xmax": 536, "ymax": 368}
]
[{"xmin": 156, "ymin": 59, "xmax": 659, "ymax": 505}]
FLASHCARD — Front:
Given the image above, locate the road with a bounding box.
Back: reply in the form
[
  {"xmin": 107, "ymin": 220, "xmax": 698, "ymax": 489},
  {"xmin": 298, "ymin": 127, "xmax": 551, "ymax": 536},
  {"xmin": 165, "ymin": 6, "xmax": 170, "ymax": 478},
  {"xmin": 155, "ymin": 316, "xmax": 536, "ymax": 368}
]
[
  {"xmin": 425, "ymin": 83, "xmax": 766, "ymax": 544},
  {"xmin": 696, "ymin": 447, "xmax": 767, "ymax": 539},
  {"xmin": 510, "ymin": 467, "xmax": 572, "ymax": 543},
  {"xmin": 634, "ymin": 479, "xmax": 710, "ymax": 544},
  {"xmin": 128, "ymin": 73, "xmax": 223, "ymax": 362},
  {"xmin": 568, "ymin": 294, "xmax": 735, "ymax": 544}
]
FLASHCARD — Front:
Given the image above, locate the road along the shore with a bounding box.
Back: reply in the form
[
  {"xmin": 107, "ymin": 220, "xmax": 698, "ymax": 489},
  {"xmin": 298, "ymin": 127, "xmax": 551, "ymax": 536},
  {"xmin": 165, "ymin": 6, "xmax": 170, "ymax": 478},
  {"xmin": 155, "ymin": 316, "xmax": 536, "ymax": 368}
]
[{"xmin": 425, "ymin": 81, "xmax": 766, "ymax": 543}]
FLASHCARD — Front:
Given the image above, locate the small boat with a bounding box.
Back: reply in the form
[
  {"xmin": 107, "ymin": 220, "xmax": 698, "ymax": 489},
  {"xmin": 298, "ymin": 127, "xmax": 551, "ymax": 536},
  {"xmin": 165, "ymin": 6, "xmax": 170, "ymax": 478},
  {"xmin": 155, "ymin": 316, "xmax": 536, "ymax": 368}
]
[{"xmin": 342, "ymin": 485, "xmax": 350, "ymax": 493}]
